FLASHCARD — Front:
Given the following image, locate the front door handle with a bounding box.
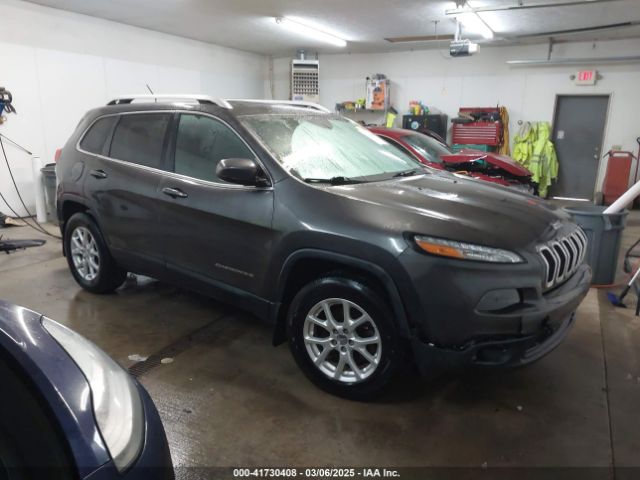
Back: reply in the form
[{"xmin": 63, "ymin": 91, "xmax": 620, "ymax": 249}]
[
  {"xmin": 89, "ymin": 169, "xmax": 108, "ymax": 179},
  {"xmin": 162, "ymin": 187, "xmax": 188, "ymax": 199}
]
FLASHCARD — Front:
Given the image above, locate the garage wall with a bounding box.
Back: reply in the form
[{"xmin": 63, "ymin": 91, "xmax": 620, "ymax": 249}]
[
  {"xmin": 0, "ymin": 0, "xmax": 266, "ymax": 216},
  {"xmin": 268, "ymin": 39, "xmax": 640, "ymax": 195}
]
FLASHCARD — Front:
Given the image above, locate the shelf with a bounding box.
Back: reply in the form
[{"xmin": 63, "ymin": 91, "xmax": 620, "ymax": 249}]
[{"xmin": 336, "ymin": 108, "xmax": 388, "ymax": 114}]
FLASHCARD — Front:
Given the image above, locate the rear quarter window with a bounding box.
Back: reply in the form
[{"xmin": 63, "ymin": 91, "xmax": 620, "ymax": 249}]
[
  {"xmin": 109, "ymin": 113, "xmax": 171, "ymax": 169},
  {"xmin": 79, "ymin": 116, "xmax": 118, "ymax": 155}
]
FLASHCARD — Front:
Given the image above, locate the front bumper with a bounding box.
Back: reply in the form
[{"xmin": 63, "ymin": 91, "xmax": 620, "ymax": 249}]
[
  {"xmin": 400, "ymin": 251, "xmax": 591, "ymax": 376},
  {"xmin": 411, "ymin": 311, "xmax": 577, "ymax": 378}
]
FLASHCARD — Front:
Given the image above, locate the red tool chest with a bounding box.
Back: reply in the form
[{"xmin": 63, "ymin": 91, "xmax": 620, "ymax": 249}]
[
  {"xmin": 603, "ymin": 150, "xmax": 635, "ymax": 205},
  {"xmin": 452, "ymin": 107, "xmax": 502, "ymax": 146}
]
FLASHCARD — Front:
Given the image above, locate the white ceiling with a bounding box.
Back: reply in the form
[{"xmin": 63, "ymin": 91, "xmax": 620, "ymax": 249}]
[{"xmin": 23, "ymin": 0, "xmax": 640, "ymax": 55}]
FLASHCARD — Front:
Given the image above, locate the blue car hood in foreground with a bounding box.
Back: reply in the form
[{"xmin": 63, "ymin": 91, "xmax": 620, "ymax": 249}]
[{"xmin": 0, "ymin": 300, "xmax": 111, "ymax": 477}]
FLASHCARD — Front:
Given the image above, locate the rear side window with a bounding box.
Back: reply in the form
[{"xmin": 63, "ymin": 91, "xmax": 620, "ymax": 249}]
[
  {"xmin": 174, "ymin": 114, "xmax": 254, "ymax": 182},
  {"xmin": 109, "ymin": 113, "xmax": 171, "ymax": 169},
  {"xmin": 79, "ymin": 116, "xmax": 117, "ymax": 155}
]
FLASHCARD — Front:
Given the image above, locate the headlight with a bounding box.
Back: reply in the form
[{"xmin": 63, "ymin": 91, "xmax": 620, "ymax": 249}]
[
  {"xmin": 43, "ymin": 318, "xmax": 144, "ymax": 472},
  {"xmin": 414, "ymin": 235, "xmax": 523, "ymax": 263}
]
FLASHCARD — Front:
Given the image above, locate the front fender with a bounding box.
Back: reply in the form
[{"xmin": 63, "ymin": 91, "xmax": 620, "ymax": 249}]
[{"xmin": 270, "ymin": 248, "xmax": 414, "ymax": 345}]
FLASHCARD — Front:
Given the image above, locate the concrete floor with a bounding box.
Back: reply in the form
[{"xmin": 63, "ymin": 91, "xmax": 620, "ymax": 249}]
[{"xmin": 1, "ymin": 215, "xmax": 639, "ymax": 478}]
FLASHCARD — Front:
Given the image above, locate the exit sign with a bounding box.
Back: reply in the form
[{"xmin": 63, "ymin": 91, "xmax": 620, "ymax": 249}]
[{"xmin": 575, "ymin": 70, "xmax": 597, "ymax": 85}]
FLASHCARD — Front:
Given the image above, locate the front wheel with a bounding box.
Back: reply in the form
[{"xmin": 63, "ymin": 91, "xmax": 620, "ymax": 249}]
[
  {"xmin": 64, "ymin": 213, "xmax": 126, "ymax": 294},
  {"xmin": 287, "ymin": 276, "xmax": 403, "ymax": 400}
]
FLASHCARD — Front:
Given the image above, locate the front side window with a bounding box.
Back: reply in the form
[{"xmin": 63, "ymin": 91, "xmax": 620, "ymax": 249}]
[
  {"xmin": 80, "ymin": 116, "xmax": 118, "ymax": 155},
  {"xmin": 400, "ymin": 133, "xmax": 453, "ymax": 164},
  {"xmin": 241, "ymin": 114, "xmax": 423, "ymax": 183},
  {"xmin": 174, "ymin": 114, "xmax": 254, "ymax": 182},
  {"xmin": 109, "ymin": 113, "xmax": 171, "ymax": 169}
]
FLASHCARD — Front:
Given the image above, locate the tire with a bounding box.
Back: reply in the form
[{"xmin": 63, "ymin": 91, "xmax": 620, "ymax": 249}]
[
  {"xmin": 287, "ymin": 276, "xmax": 403, "ymax": 400},
  {"xmin": 64, "ymin": 212, "xmax": 126, "ymax": 294}
]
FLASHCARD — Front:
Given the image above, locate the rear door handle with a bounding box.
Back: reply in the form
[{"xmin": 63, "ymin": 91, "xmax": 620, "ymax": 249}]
[
  {"xmin": 89, "ymin": 169, "xmax": 108, "ymax": 179},
  {"xmin": 162, "ymin": 187, "xmax": 188, "ymax": 199}
]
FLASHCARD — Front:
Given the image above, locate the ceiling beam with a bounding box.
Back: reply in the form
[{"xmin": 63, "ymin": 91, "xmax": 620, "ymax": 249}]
[{"xmin": 446, "ymin": 0, "xmax": 624, "ymax": 16}]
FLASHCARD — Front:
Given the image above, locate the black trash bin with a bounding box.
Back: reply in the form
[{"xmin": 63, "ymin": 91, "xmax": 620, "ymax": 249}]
[
  {"xmin": 563, "ymin": 205, "xmax": 628, "ymax": 285},
  {"xmin": 40, "ymin": 163, "xmax": 57, "ymax": 225}
]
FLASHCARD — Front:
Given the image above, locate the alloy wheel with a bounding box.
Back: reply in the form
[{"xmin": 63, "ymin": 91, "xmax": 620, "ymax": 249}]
[
  {"xmin": 303, "ymin": 298, "xmax": 382, "ymax": 383},
  {"xmin": 70, "ymin": 226, "xmax": 101, "ymax": 282}
]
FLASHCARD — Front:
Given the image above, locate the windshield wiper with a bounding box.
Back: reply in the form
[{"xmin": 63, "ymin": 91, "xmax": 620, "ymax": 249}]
[
  {"xmin": 303, "ymin": 176, "xmax": 363, "ymax": 185},
  {"xmin": 393, "ymin": 169, "xmax": 420, "ymax": 178}
]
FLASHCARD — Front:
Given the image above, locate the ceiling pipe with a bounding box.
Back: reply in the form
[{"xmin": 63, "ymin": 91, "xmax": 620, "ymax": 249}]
[
  {"xmin": 506, "ymin": 55, "xmax": 640, "ymax": 66},
  {"xmin": 513, "ymin": 20, "xmax": 640, "ymax": 39},
  {"xmin": 446, "ymin": 0, "xmax": 624, "ymax": 15}
]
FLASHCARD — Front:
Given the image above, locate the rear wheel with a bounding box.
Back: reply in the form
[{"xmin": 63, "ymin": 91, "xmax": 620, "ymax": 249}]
[
  {"xmin": 64, "ymin": 213, "xmax": 126, "ymax": 293},
  {"xmin": 287, "ymin": 276, "xmax": 403, "ymax": 400}
]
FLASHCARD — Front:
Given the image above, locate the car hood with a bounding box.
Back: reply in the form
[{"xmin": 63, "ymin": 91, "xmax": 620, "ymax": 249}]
[
  {"xmin": 441, "ymin": 150, "xmax": 532, "ymax": 177},
  {"xmin": 328, "ymin": 173, "xmax": 571, "ymax": 250},
  {"xmin": 0, "ymin": 300, "xmax": 112, "ymax": 473}
]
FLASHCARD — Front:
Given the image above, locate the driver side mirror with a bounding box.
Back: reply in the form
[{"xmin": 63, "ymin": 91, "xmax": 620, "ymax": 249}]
[{"xmin": 216, "ymin": 158, "xmax": 269, "ymax": 187}]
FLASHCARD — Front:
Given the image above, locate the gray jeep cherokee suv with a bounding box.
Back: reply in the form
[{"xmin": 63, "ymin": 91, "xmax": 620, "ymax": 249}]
[{"xmin": 57, "ymin": 95, "xmax": 591, "ymax": 399}]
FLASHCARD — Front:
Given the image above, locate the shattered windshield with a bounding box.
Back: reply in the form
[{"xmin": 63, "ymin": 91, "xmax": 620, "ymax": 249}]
[{"xmin": 241, "ymin": 114, "xmax": 424, "ymax": 183}]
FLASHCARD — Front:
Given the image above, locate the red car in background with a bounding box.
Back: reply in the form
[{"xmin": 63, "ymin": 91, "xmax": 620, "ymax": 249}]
[{"xmin": 369, "ymin": 127, "xmax": 535, "ymax": 194}]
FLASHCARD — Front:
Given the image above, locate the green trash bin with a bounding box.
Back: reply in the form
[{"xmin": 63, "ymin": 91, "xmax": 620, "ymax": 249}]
[
  {"xmin": 563, "ymin": 205, "xmax": 628, "ymax": 285},
  {"xmin": 40, "ymin": 163, "xmax": 57, "ymax": 225}
]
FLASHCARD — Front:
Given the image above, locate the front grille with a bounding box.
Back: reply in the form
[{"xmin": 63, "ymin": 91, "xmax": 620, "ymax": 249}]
[{"xmin": 537, "ymin": 227, "xmax": 587, "ymax": 290}]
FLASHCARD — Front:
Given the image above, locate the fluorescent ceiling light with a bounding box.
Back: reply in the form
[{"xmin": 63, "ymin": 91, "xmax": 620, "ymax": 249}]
[
  {"xmin": 506, "ymin": 56, "xmax": 640, "ymax": 66},
  {"xmin": 275, "ymin": 16, "xmax": 347, "ymax": 47},
  {"xmin": 456, "ymin": 11, "xmax": 494, "ymax": 39}
]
